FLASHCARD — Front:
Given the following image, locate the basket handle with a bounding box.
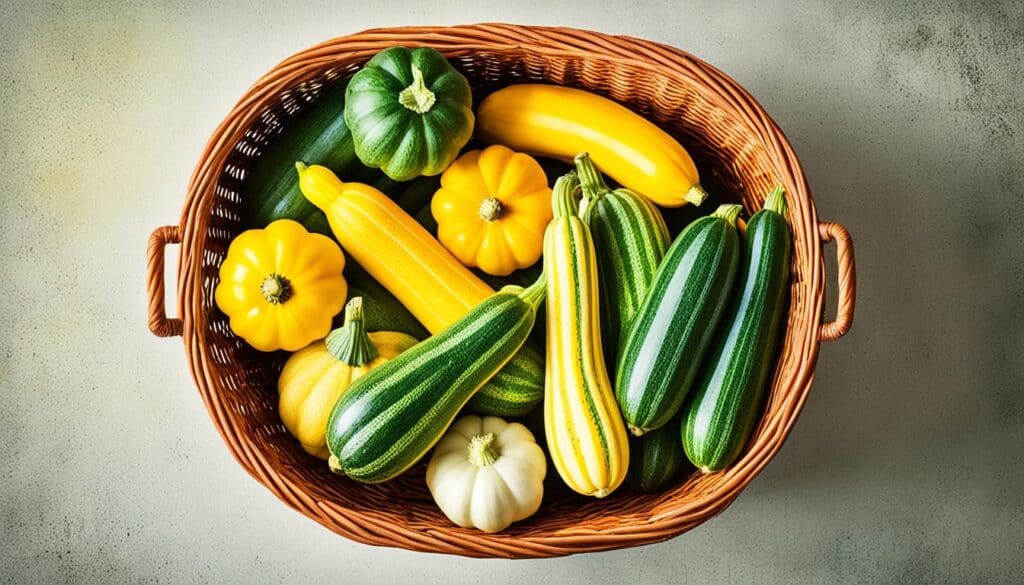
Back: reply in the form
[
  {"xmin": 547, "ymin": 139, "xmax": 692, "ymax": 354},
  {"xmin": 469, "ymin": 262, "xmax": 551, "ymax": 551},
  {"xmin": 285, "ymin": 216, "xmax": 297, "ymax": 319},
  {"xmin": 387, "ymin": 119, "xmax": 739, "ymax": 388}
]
[
  {"xmin": 818, "ymin": 222, "xmax": 856, "ymax": 342},
  {"xmin": 147, "ymin": 225, "xmax": 183, "ymax": 337}
]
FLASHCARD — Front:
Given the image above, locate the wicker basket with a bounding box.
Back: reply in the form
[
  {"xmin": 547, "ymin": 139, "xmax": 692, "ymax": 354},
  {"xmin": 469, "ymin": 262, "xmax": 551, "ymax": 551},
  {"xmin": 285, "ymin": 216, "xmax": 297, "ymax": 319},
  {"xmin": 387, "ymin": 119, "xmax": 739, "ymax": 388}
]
[{"xmin": 145, "ymin": 24, "xmax": 856, "ymax": 558}]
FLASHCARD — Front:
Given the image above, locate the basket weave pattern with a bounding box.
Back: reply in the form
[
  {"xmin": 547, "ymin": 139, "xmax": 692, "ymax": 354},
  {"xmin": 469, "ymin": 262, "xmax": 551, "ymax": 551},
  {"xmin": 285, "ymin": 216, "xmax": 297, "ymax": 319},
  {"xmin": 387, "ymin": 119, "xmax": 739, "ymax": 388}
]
[{"xmin": 145, "ymin": 24, "xmax": 856, "ymax": 558}]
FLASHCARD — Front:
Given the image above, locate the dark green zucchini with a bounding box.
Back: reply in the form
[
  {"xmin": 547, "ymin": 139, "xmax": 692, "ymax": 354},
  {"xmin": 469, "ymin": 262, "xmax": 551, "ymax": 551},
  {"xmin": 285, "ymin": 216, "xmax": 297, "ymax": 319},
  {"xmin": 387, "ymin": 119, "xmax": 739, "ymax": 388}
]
[
  {"xmin": 326, "ymin": 277, "xmax": 546, "ymax": 483},
  {"xmin": 683, "ymin": 187, "xmax": 791, "ymax": 473},
  {"xmin": 626, "ymin": 419, "xmax": 686, "ymax": 492},
  {"xmin": 615, "ymin": 204, "xmax": 742, "ymax": 436}
]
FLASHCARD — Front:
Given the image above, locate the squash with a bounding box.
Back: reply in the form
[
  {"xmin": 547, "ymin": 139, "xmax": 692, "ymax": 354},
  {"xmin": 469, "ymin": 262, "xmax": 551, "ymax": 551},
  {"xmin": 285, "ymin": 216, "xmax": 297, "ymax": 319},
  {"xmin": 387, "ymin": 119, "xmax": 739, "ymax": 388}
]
[
  {"xmin": 431, "ymin": 145, "xmax": 552, "ymax": 276},
  {"xmin": 543, "ymin": 171, "xmax": 630, "ymax": 498},
  {"xmin": 344, "ymin": 46, "xmax": 474, "ymax": 181},
  {"xmin": 278, "ymin": 297, "xmax": 417, "ymax": 459},
  {"xmin": 476, "ymin": 84, "xmax": 707, "ymax": 208},
  {"xmin": 297, "ymin": 162, "xmax": 544, "ymax": 416},
  {"xmin": 575, "ymin": 152, "xmax": 670, "ymax": 370},
  {"xmin": 683, "ymin": 187, "xmax": 792, "ymax": 472},
  {"xmin": 326, "ymin": 278, "xmax": 546, "ymax": 483},
  {"xmin": 615, "ymin": 204, "xmax": 743, "ymax": 436},
  {"xmin": 214, "ymin": 219, "xmax": 347, "ymax": 352},
  {"xmin": 426, "ymin": 415, "xmax": 546, "ymax": 533}
]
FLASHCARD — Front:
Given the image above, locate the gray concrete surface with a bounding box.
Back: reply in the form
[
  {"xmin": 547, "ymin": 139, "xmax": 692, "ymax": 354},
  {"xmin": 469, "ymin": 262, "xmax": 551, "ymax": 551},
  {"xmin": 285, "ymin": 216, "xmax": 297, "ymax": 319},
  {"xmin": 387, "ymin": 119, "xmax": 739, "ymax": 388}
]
[{"xmin": 2, "ymin": 0, "xmax": 1021, "ymax": 583}]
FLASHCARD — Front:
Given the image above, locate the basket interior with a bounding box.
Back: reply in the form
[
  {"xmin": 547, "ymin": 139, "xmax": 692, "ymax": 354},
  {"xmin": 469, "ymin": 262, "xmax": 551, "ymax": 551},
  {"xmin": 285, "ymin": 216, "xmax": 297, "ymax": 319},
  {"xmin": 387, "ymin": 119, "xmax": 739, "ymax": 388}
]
[{"xmin": 194, "ymin": 48, "xmax": 806, "ymax": 543}]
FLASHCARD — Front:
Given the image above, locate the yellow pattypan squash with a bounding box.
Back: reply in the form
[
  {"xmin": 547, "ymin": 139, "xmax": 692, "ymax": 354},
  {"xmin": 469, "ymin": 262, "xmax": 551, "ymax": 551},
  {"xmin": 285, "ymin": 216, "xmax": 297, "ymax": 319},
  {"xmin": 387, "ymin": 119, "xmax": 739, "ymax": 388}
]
[
  {"xmin": 278, "ymin": 297, "xmax": 417, "ymax": 459},
  {"xmin": 215, "ymin": 219, "xmax": 347, "ymax": 352},
  {"xmin": 431, "ymin": 145, "xmax": 552, "ymax": 276}
]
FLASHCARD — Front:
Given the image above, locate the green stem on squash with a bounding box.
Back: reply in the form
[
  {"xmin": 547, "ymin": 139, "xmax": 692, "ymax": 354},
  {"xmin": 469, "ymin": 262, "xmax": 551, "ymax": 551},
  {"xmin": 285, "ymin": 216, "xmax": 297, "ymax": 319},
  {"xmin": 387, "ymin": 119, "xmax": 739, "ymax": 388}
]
[
  {"xmin": 517, "ymin": 270, "xmax": 547, "ymax": 312},
  {"xmin": 711, "ymin": 203, "xmax": 744, "ymax": 227},
  {"xmin": 260, "ymin": 273, "xmax": 292, "ymax": 304},
  {"xmin": 574, "ymin": 152, "xmax": 611, "ymax": 200},
  {"xmin": 763, "ymin": 185, "xmax": 788, "ymax": 219},
  {"xmin": 551, "ymin": 171, "xmax": 580, "ymax": 219},
  {"xmin": 467, "ymin": 433, "xmax": 499, "ymax": 467},
  {"xmin": 398, "ymin": 66, "xmax": 436, "ymax": 114},
  {"xmin": 326, "ymin": 297, "xmax": 379, "ymax": 366}
]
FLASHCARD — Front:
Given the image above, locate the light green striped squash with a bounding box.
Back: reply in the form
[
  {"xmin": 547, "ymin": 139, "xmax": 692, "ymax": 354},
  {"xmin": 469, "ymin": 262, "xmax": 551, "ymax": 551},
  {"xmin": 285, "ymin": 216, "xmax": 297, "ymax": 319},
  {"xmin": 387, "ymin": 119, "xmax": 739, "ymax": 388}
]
[
  {"xmin": 574, "ymin": 152, "xmax": 670, "ymax": 370},
  {"xmin": 325, "ymin": 278, "xmax": 546, "ymax": 483},
  {"xmin": 615, "ymin": 204, "xmax": 743, "ymax": 436}
]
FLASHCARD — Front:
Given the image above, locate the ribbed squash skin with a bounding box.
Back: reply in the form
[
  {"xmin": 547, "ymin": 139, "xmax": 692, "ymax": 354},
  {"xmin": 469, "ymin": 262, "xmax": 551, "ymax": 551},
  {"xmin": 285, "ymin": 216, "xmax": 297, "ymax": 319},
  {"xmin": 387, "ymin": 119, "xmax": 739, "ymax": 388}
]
[
  {"xmin": 683, "ymin": 188, "xmax": 792, "ymax": 472},
  {"xmin": 575, "ymin": 153, "xmax": 670, "ymax": 369},
  {"xmin": 297, "ymin": 163, "xmax": 544, "ymax": 416},
  {"xmin": 615, "ymin": 205, "xmax": 742, "ymax": 436},
  {"xmin": 326, "ymin": 283, "xmax": 544, "ymax": 483},
  {"xmin": 544, "ymin": 173, "xmax": 630, "ymax": 498},
  {"xmin": 626, "ymin": 420, "xmax": 685, "ymax": 493}
]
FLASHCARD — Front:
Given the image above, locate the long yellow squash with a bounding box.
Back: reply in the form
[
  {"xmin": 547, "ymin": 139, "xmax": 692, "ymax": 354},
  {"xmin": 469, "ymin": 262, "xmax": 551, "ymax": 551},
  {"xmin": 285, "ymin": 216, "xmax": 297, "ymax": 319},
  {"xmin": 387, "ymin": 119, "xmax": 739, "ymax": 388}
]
[
  {"xmin": 297, "ymin": 162, "xmax": 492, "ymax": 333},
  {"xmin": 476, "ymin": 84, "xmax": 707, "ymax": 208},
  {"xmin": 296, "ymin": 163, "xmax": 544, "ymax": 416},
  {"xmin": 543, "ymin": 172, "xmax": 629, "ymax": 497}
]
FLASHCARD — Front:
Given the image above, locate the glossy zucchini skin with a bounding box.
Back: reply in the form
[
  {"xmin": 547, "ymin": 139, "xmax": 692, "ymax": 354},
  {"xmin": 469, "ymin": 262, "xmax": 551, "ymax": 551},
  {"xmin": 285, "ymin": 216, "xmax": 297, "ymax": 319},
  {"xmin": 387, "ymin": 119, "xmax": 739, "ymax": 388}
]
[
  {"xmin": 683, "ymin": 187, "xmax": 792, "ymax": 473},
  {"xmin": 326, "ymin": 281, "xmax": 545, "ymax": 483},
  {"xmin": 341, "ymin": 262, "xmax": 429, "ymax": 340},
  {"xmin": 615, "ymin": 205, "xmax": 743, "ymax": 436},
  {"xmin": 575, "ymin": 153, "xmax": 670, "ymax": 371},
  {"xmin": 240, "ymin": 83, "xmax": 399, "ymax": 235},
  {"xmin": 626, "ymin": 420, "xmax": 686, "ymax": 493}
]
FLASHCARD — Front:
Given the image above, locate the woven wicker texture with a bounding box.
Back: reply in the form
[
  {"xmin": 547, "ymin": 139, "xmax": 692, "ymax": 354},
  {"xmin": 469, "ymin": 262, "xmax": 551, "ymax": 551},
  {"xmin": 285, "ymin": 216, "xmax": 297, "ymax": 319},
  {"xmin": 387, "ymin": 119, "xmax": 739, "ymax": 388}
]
[{"xmin": 146, "ymin": 24, "xmax": 856, "ymax": 558}]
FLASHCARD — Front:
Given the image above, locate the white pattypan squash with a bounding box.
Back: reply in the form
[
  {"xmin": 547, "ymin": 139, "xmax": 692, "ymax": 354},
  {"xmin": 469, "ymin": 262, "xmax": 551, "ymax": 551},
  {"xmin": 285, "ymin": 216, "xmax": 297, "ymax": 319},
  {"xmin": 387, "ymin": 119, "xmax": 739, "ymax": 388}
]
[{"xmin": 426, "ymin": 415, "xmax": 546, "ymax": 533}]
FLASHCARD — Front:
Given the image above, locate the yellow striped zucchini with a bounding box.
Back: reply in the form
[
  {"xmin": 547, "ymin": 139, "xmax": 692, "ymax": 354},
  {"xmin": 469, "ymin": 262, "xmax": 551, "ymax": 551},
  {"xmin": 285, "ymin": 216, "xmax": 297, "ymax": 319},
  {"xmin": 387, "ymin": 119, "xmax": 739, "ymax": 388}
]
[{"xmin": 543, "ymin": 171, "xmax": 630, "ymax": 498}]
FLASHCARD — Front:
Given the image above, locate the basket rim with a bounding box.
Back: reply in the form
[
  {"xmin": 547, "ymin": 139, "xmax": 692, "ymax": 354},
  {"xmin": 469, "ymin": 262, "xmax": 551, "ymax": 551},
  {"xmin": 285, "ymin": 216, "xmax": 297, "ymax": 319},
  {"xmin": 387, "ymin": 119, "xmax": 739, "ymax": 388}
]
[{"xmin": 173, "ymin": 23, "xmax": 825, "ymax": 558}]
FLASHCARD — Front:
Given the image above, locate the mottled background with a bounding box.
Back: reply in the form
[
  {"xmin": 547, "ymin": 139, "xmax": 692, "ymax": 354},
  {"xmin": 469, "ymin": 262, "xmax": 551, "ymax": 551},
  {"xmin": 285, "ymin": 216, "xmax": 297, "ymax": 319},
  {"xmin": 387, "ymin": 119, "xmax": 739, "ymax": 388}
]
[{"xmin": 1, "ymin": 0, "xmax": 1021, "ymax": 583}]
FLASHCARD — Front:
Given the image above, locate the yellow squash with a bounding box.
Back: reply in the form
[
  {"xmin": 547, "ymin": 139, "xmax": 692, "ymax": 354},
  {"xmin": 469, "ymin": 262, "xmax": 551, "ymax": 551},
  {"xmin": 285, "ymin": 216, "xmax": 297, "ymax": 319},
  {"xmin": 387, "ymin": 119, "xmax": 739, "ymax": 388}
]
[
  {"xmin": 476, "ymin": 84, "xmax": 707, "ymax": 208},
  {"xmin": 278, "ymin": 297, "xmax": 417, "ymax": 459},
  {"xmin": 214, "ymin": 219, "xmax": 347, "ymax": 352},
  {"xmin": 431, "ymin": 145, "xmax": 552, "ymax": 276},
  {"xmin": 543, "ymin": 172, "xmax": 630, "ymax": 497},
  {"xmin": 296, "ymin": 162, "xmax": 493, "ymax": 333}
]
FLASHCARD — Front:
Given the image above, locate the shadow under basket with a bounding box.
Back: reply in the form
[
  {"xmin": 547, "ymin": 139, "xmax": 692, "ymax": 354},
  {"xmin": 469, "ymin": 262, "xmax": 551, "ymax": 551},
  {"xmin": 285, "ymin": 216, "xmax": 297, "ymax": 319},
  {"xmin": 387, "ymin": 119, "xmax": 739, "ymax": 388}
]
[{"xmin": 145, "ymin": 24, "xmax": 857, "ymax": 558}]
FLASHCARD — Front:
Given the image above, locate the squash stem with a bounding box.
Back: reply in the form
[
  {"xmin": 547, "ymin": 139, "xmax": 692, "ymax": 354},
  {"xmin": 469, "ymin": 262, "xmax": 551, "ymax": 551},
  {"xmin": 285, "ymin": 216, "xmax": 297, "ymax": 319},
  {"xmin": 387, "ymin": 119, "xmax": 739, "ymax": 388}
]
[
  {"xmin": 710, "ymin": 203, "xmax": 744, "ymax": 226},
  {"xmin": 260, "ymin": 274, "xmax": 292, "ymax": 305},
  {"xmin": 551, "ymin": 171, "xmax": 580, "ymax": 219},
  {"xmin": 479, "ymin": 197, "xmax": 503, "ymax": 221},
  {"xmin": 684, "ymin": 184, "xmax": 709, "ymax": 206},
  {"xmin": 574, "ymin": 152, "xmax": 611, "ymax": 199},
  {"xmin": 763, "ymin": 185, "xmax": 788, "ymax": 219},
  {"xmin": 398, "ymin": 66, "xmax": 436, "ymax": 114},
  {"xmin": 467, "ymin": 433, "xmax": 499, "ymax": 467},
  {"xmin": 518, "ymin": 271, "xmax": 547, "ymax": 312},
  {"xmin": 326, "ymin": 297, "xmax": 379, "ymax": 366}
]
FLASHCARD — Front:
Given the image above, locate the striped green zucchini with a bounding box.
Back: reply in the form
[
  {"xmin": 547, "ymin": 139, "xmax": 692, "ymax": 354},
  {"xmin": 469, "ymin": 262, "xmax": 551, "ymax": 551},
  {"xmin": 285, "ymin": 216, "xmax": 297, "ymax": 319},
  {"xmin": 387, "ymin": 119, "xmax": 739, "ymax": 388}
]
[
  {"xmin": 544, "ymin": 172, "xmax": 630, "ymax": 498},
  {"xmin": 575, "ymin": 152, "xmax": 670, "ymax": 369},
  {"xmin": 683, "ymin": 187, "xmax": 792, "ymax": 472},
  {"xmin": 326, "ymin": 277, "xmax": 546, "ymax": 483},
  {"xmin": 616, "ymin": 204, "xmax": 743, "ymax": 436},
  {"xmin": 626, "ymin": 418, "xmax": 685, "ymax": 493}
]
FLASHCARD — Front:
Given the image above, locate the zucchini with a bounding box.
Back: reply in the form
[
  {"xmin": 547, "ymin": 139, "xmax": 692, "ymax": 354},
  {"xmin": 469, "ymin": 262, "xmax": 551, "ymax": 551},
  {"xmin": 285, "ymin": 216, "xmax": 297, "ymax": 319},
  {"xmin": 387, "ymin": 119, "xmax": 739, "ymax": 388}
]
[
  {"xmin": 544, "ymin": 172, "xmax": 630, "ymax": 498},
  {"xmin": 240, "ymin": 81, "xmax": 401, "ymax": 235},
  {"xmin": 326, "ymin": 277, "xmax": 546, "ymax": 483},
  {"xmin": 298, "ymin": 163, "xmax": 545, "ymax": 416},
  {"xmin": 616, "ymin": 204, "xmax": 743, "ymax": 436},
  {"xmin": 626, "ymin": 419, "xmax": 685, "ymax": 493},
  {"xmin": 575, "ymin": 152, "xmax": 670, "ymax": 370},
  {"xmin": 683, "ymin": 187, "xmax": 792, "ymax": 472}
]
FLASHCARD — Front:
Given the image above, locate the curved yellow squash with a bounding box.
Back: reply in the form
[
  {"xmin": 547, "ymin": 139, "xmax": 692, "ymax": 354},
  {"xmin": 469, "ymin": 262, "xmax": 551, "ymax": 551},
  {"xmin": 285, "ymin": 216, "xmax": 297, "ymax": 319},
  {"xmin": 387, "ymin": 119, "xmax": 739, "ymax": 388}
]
[
  {"xmin": 543, "ymin": 172, "xmax": 629, "ymax": 497},
  {"xmin": 476, "ymin": 84, "xmax": 707, "ymax": 208},
  {"xmin": 296, "ymin": 162, "xmax": 493, "ymax": 334}
]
